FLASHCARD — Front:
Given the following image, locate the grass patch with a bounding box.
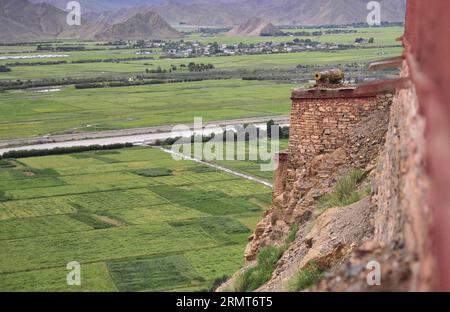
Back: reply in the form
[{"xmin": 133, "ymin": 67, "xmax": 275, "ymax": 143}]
[
  {"xmin": 69, "ymin": 212, "xmax": 115, "ymax": 230},
  {"xmin": 188, "ymin": 166, "xmax": 218, "ymax": 173},
  {"xmin": 234, "ymin": 224, "xmax": 298, "ymax": 292},
  {"xmin": 132, "ymin": 168, "xmax": 173, "ymax": 177},
  {"xmin": 0, "ymin": 159, "xmax": 15, "ymax": 168},
  {"xmin": 107, "ymin": 255, "xmax": 205, "ymax": 291},
  {"xmin": 0, "ymin": 191, "xmax": 11, "ymax": 202},
  {"xmin": 169, "ymin": 217, "xmax": 251, "ymax": 246},
  {"xmin": 318, "ymin": 169, "xmax": 369, "ymax": 211},
  {"xmin": 150, "ymin": 185, "xmax": 261, "ymax": 215},
  {"xmin": 288, "ymin": 264, "xmax": 324, "ymax": 292}
]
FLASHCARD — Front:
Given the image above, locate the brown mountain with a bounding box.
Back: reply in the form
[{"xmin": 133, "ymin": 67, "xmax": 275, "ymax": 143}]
[
  {"xmin": 0, "ymin": 0, "xmax": 67, "ymax": 41},
  {"xmin": 0, "ymin": 0, "xmax": 112, "ymax": 41},
  {"xmin": 248, "ymin": 0, "xmax": 406, "ymax": 26},
  {"xmin": 95, "ymin": 11, "xmax": 181, "ymax": 40},
  {"xmin": 82, "ymin": 0, "xmax": 406, "ymax": 27},
  {"xmin": 227, "ymin": 17, "xmax": 280, "ymax": 36},
  {"xmin": 0, "ymin": 0, "xmax": 181, "ymax": 42}
]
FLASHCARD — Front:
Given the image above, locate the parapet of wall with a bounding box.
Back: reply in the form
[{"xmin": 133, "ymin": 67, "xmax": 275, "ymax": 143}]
[{"xmin": 288, "ymin": 88, "xmax": 381, "ymax": 169}]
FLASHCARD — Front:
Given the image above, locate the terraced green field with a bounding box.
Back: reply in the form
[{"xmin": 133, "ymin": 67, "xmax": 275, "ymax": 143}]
[{"xmin": 0, "ymin": 147, "xmax": 272, "ymax": 291}]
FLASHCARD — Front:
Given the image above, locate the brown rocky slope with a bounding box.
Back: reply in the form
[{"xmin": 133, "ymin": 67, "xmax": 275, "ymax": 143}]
[
  {"xmin": 227, "ymin": 17, "xmax": 281, "ymax": 36},
  {"xmin": 95, "ymin": 11, "xmax": 181, "ymax": 40},
  {"xmin": 219, "ymin": 74, "xmax": 433, "ymax": 291}
]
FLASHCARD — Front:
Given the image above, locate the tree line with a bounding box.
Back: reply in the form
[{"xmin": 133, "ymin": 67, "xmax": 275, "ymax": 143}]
[{"xmin": 1, "ymin": 143, "xmax": 134, "ymax": 159}]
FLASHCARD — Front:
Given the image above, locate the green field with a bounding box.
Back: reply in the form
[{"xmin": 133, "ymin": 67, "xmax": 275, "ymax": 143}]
[
  {"xmin": 0, "ymin": 147, "xmax": 272, "ymax": 291},
  {"xmin": 180, "ymin": 140, "xmax": 290, "ymax": 183},
  {"xmin": 0, "ymin": 79, "xmax": 294, "ymax": 139},
  {"xmin": 0, "ymin": 27, "xmax": 403, "ymax": 141},
  {"xmin": 187, "ymin": 26, "xmax": 403, "ymax": 45},
  {"xmin": 0, "ymin": 46, "xmax": 401, "ymax": 80}
]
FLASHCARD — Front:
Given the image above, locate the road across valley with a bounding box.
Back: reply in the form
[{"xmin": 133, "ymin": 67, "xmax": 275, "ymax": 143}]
[{"xmin": 0, "ymin": 116, "xmax": 290, "ymax": 156}]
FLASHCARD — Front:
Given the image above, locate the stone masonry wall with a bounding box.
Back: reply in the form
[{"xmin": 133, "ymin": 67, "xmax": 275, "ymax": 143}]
[
  {"xmin": 288, "ymin": 91, "xmax": 380, "ymax": 169},
  {"xmin": 371, "ymin": 62, "xmax": 434, "ymax": 290}
]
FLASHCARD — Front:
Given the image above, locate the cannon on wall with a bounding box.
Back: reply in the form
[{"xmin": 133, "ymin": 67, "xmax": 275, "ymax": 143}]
[{"xmin": 314, "ymin": 69, "xmax": 344, "ymax": 85}]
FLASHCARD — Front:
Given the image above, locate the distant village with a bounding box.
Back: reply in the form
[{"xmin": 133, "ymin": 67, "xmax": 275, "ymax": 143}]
[{"xmin": 133, "ymin": 39, "xmax": 345, "ymax": 59}]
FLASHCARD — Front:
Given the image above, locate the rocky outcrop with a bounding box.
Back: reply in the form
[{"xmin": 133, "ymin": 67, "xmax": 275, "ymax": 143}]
[
  {"xmin": 259, "ymin": 197, "xmax": 374, "ymax": 291},
  {"xmin": 227, "ymin": 17, "xmax": 281, "ymax": 36},
  {"xmin": 311, "ymin": 242, "xmax": 414, "ymax": 292}
]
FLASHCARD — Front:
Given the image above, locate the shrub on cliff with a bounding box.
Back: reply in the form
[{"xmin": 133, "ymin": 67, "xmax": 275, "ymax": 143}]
[
  {"xmin": 288, "ymin": 264, "xmax": 324, "ymax": 292},
  {"xmin": 234, "ymin": 225, "xmax": 299, "ymax": 291},
  {"xmin": 318, "ymin": 168, "xmax": 369, "ymax": 211}
]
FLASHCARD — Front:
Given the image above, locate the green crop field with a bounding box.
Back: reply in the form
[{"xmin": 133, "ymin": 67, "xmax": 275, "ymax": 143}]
[
  {"xmin": 0, "ymin": 147, "xmax": 272, "ymax": 291},
  {"xmin": 0, "ymin": 80, "xmax": 294, "ymax": 140},
  {"xmin": 0, "ymin": 27, "xmax": 403, "ymax": 140},
  {"xmin": 0, "ymin": 46, "xmax": 401, "ymax": 80},
  {"xmin": 184, "ymin": 26, "xmax": 403, "ymax": 45}
]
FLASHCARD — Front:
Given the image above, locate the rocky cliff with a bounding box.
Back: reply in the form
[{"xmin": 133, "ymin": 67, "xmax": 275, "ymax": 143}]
[{"xmin": 221, "ymin": 64, "xmax": 436, "ymax": 291}]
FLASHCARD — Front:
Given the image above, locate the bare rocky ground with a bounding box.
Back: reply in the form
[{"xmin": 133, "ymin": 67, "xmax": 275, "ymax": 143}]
[
  {"xmin": 311, "ymin": 242, "xmax": 414, "ymax": 292},
  {"xmin": 259, "ymin": 197, "xmax": 374, "ymax": 291}
]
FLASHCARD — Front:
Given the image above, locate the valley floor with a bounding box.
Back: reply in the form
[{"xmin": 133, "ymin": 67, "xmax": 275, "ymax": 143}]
[{"xmin": 0, "ymin": 147, "xmax": 272, "ymax": 291}]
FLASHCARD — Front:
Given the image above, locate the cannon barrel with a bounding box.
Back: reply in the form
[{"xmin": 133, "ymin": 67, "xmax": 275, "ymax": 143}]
[{"xmin": 314, "ymin": 69, "xmax": 344, "ymax": 84}]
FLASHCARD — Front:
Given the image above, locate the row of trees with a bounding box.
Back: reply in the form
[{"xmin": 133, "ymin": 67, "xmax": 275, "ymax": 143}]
[
  {"xmin": 145, "ymin": 63, "xmax": 214, "ymax": 74},
  {"xmin": 5, "ymin": 56, "xmax": 155, "ymax": 67},
  {"xmin": 0, "ymin": 66, "xmax": 11, "ymax": 72},
  {"xmin": 355, "ymin": 37, "xmax": 375, "ymax": 44},
  {"xmin": 154, "ymin": 122, "xmax": 290, "ymax": 147},
  {"xmin": 75, "ymin": 77, "xmax": 225, "ymax": 89},
  {"xmin": 1, "ymin": 143, "xmax": 134, "ymax": 159},
  {"xmin": 187, "ymin": 63, "xmax": 215, "ymax": 72},
  {"xmin": 37, "ymin": 45, "xmax": 86, "ymax": 51}
]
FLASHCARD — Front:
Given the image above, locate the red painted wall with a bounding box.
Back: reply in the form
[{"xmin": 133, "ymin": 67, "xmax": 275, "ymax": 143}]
[{"xmin": 404, "ymin": 0, "xmax": 450, "ymax": 291}]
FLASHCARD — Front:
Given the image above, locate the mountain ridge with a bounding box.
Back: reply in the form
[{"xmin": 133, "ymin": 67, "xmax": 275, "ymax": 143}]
[
  {"xmin": 95, "ymin": 11, "xmax": 181, "ymax": 40},
  {"xmin": 0, "ymin": 0, "xmax": 181, "ymax": 42},
  {"xmin": 33, "ymin": 0, "xmax": 406, "ymax": 26}
]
